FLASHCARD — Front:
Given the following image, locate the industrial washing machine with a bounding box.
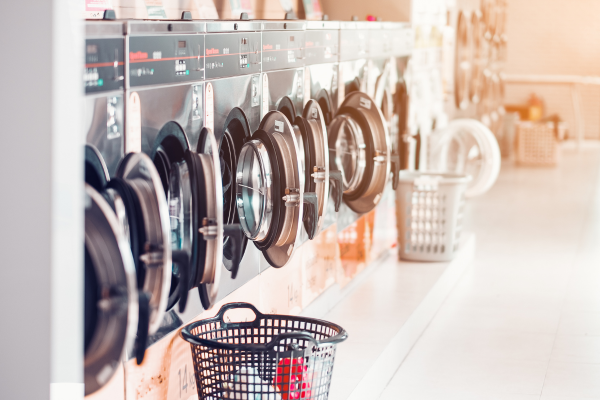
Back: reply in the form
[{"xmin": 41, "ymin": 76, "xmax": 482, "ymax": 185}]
[
  {"xmin": 330, "ymin": 19, "xmax": 391, "ymax": 231},
  {"xmin": 125, "ymin": 17, "xmax": 247, "ymax": 343},
  {"xmin": 259, "ymin": 18, "xmax": 335, "ymax": 244},
  {"xmin": 304, "ymin": 18, "xmax": 344, "ymax": 232},
  {"xmin": 84, "ymin": 16, "xmax": 170, "ymax": 394}
]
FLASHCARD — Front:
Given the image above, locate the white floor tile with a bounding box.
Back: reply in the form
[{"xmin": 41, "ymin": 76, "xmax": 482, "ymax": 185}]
[
  {"xmin": 541, "ymin": 361, "xmax": 600, "ymax": 398},
  {"xmin": 551, "ymin": 335, "xmax": 600, "ymax": 364}
]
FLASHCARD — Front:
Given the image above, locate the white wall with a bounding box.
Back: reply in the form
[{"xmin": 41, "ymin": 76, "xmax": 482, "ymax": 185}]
[
  {"xmin": 504, "ymin": 0, "xmax": 600, "ymax": 139},
  {"xmin": 0, "ymin": 0, "xmax": 84, "ymax": 398}
]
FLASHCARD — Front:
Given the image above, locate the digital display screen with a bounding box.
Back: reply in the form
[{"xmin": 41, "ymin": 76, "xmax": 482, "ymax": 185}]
[
  {"xmin": 178, "ymin": 41, "xmax": 187, "ymax": 48},
  {"xmin": 87, "ymin": 44, "xmax": 98, "ymax": 54}
]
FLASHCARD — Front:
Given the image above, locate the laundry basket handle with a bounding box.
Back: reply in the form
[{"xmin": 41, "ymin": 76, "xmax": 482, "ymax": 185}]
[
  {"xmin": 264, "ymin": 331, "xmax": 319, "ymax": 351},
  {"xmin": 215, "ymin": 302, "xmax": 265, "ymax": 329}
]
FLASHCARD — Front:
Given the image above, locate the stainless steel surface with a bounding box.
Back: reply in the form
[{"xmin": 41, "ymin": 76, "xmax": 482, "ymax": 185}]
[
  {"xmin": 206, "ymin": 21, "xmax": 262, "ymax": 33},
  {"xmin": 127, "ymin": 20, "xmax": 207, "ymax": 34},
  {"xmin": 132, "ymin": 82, "xmax": 204, "ymax": 153},
  {"xmin": 210, "ymin": 75, "xmax": 262, "ymax": 137},
  {"xmin": 85, "ymin": 92, "xmax": 125, "ymax": 177},
  {"xmin": 263, "ymin": 68, "xmax": 305, "ymax": 118}
]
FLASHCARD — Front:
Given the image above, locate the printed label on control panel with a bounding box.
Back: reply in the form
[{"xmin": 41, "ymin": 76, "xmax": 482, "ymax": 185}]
[
  {"xmin": 262, "ymin": 74, "xmax": 269, "ymax": 119},
  {"xmin": 205, "ymin": 82, "xmax": 214, "ymax": 134},
  {"xmin": 126, "ymin": 92, "xmax": 142, "ymax": 153}
]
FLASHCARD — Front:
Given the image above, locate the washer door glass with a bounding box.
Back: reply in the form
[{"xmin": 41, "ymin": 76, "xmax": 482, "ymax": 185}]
[
  {"xmin": 168, "ymin": 161, "xmax": 193, "ymax": 256},
  {"xmin": 333, "ymin": 115, "xmax": 366, "ymax": 193},
  {"xmin": 236, "ymin": 140, "xmax": 272, "ymax": 241}
]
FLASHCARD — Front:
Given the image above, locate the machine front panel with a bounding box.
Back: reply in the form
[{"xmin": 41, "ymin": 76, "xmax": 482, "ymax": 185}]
[
  {"xmin": 264, "ymin": 68, "xmax": 304, "ymax": 117},
  {"xmin": 305, "ymin": 30, "xmax": 339, "ymax": 65},
  {"xmin": 131, "ymin": 83, "xmax": 204, "ymax": 153},
  {"xmin": 204, "ymin": 32, "xmax": 261, "ymax": 79},
  {"xmin": 208, "ymin": 74, "xmax": 262, "ymax": 138},
  {"xmin": 339, "ymin": 29, "xmax": 369, "ymax": 62},
  {"xmin": 85, "ymin": 38, "xmax": 125, "ymax": 94},
  {"xmin": 84, "ymin": 93, "xmax": 124, "ymax": 177},
  {"xmin": 261, "ymin": 31, "xmax": 306, "ymax": 72}
]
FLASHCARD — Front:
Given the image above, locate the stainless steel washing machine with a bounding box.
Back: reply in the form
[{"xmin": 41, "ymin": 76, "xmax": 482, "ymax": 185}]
[
  {"xmin": 125, "ymin": 18, "xmax": 248, "ymax": 334},
  {"xmin": 83, "ymin": 17, "xmax": 152, "ymax": 395},
  {"xmin": 259, "ymin": 18, "xmax": 333, "ymax": 243},
  {"xmin": 304, "ymin": 19, "xmax": 343, "ymax": 231},
  {"xmin": 330, "ymin": 20, "xmax": 391, "ymax": 230}
]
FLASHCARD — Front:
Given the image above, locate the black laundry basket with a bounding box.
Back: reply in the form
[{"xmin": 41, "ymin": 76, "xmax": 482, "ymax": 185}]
[{"xmin": 180, "ymin": 302, "xmax": 348, "ymax": 400}]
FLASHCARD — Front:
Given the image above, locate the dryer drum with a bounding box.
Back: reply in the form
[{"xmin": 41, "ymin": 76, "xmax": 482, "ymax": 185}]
[
  {"xmin": 84, "ymin": 184, "xmax": 138, "ymax": 396},
  {"xmin": 328, "ymin": 92, "xmax": 390, "ymax": 214}
]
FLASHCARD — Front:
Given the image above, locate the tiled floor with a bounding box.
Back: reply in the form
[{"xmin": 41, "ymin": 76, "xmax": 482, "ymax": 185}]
[{"xmin": 380, "ymin": 144, "xmax": 600, "ymax": 400}]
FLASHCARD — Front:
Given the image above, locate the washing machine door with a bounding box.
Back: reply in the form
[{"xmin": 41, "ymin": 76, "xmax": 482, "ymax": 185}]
[
  {"xmin": 429, "ymin": 118, "xmax": 501, "ymax": 197},
  {"xmin": 84, "ymin": 184, "xmax": 138, "ymax": 396},
  {"xmin": 373, "ymin": 58, "xmax": 401, "ymax": 189},
  {"xmin": 278, "ymin": 98, "xmax": 339, "ymax": 238},
  {"xmin": 220, "ymin": 108, "xmax": 252, "ymax": 272},
  {"xmin": 104, "ymin": 152, "xmax": 171, "ymax": 363},
  {"xmin": 85, "ymin": 144, "xmax": 110, "ymax": 192},
  {"xmin": 151, "ymin": 123, "xmax": 242, "ymax": 311},
  {"xmin": 236, "ymin": 110, "xmax": 309, "ymax": 268},
  {"xmin": 328, "ymin": 92, "xmax": 391, "ymax": 214}
]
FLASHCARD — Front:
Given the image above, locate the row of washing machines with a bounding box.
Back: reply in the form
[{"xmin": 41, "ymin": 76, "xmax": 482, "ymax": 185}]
[{"xmin": 83, "ymin": 13, "xmax": 413, "ymax": 395}]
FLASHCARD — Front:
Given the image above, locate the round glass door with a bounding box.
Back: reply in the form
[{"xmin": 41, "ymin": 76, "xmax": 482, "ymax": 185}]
[
  {"xmin": 236, "ymin": 140, "xmax": 273, "ymax": 241},
  {"xmin": 332, "ymin": 115, "xmax": 366, "ymax": 193}
]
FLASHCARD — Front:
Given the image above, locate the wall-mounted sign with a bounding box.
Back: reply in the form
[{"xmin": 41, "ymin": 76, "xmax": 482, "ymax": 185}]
[
  {"xmin": 145, "ymin": 0, "xmax": 167, "ymax": 19},
  {"xmin": 85, "ymin": 0, "xmax": 112, "ymax": 19},
  {"xmin": 302, "ymin": 0, "xmax": 322, "ymax": 20}
]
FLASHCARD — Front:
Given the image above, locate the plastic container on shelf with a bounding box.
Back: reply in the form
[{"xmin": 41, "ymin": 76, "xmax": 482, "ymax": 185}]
[
  {"xmin": 181, "ymin": 302, "xmax": 348, "ymax": 400},
  {"xmin": 396, "ymin": 172, "xmax": 471, "ymax": 262},
  {"xmin": 429, "ymin": 119, "xmax": 501, "ymax": 198},
  {"xmin": 515, "ymin": 121, "xmax": 559, "ymax": 166}
]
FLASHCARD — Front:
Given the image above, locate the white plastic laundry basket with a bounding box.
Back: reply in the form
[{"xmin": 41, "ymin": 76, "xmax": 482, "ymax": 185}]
[{"xmin": 396, "ymin": 172, "xmax": 471, "ymax": 262}]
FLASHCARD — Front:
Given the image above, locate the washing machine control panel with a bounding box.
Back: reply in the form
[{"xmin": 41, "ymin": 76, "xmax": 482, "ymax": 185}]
[
  {"xmin": 339, "ymin": 22, "xmax": 370, "ymax": 62},
  {"xmin": 85, "ymin": 38, "xmax": 125, "ymax": 94},
  {"xmin": 392, "ymin": 27, "xmax": 414, "ymax": 57},
  {"xmin": 204, "ymin": 32, "xmax": 261, "ymax": 79},
  {"xmin": 128, "ymin": 35, "xmax": 205, "ymax": 87},
  {"xmin": 305, "ymin": 29, "xmax": 339, "ymax": 65},
  {"xmin": 261, "ymin": 30, "xmax": 306, "ymax": 72}
]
